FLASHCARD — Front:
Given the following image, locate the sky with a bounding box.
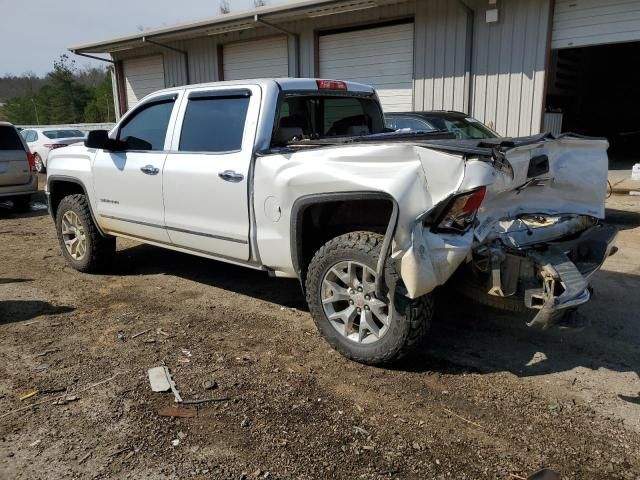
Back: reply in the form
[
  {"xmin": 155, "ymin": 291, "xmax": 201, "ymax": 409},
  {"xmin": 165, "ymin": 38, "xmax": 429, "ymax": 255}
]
[{"xmin": 0, "ymin": 0, "xmax": 288, "ymax": 76}]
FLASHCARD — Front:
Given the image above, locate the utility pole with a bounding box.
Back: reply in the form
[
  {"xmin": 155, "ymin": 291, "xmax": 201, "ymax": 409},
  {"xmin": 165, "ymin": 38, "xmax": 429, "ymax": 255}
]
[{"xmin": 31, "ymin": 98, "xmax": 40, "ymax": 125}]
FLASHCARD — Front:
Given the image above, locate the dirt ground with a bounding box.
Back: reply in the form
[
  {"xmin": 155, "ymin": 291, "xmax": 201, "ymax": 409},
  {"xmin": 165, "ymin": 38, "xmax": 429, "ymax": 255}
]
[{"xmin": 0, "ymin": 179, "xmax": 639, "ymax": 479}]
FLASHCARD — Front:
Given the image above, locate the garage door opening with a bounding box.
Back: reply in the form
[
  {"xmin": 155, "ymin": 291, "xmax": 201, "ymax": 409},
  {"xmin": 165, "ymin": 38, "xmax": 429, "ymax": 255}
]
[{"xmin": 545, "ymin": 41, "xmax": 640, "ymax": 171}]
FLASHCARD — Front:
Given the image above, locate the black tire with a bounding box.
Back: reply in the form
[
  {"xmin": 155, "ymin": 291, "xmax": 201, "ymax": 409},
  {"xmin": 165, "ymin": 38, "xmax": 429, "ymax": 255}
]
[
  {"xmin": 11, "ymin": 195, "xmax": 31, "ymax": 212},
  {"xmin": 34, "ymin": 154, "xmax": 46, "ymax": 173},
  {"xmin": 305, "ymin": 231, "xmax": 433, "ymax": 366},
  {"xmin": 55, "ymin": 194, "xmax": 115, "ymax": 272}
]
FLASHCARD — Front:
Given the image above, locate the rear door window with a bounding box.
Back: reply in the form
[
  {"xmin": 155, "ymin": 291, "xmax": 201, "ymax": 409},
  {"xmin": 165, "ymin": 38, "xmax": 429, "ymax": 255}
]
[
  {"xmin": 179, "ymin": 94, "xmax": 250, "ymax": 153},
  {"xmin": 0, "ymin": 126, "xmax": 25, "ymax": 151}
]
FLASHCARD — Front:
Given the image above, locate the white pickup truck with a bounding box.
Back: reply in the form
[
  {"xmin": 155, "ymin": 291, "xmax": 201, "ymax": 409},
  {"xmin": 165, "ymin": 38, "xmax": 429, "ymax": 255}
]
[{"xmin": 46, "ymin": 78, "xmax": 616, "ymax": 365}]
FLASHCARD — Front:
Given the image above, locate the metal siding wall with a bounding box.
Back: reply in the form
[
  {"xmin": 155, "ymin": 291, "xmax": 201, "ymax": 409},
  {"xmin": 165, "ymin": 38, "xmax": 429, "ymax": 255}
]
[
  {"xmin": 163, "ymin": 41, "xmax": 187, "ymax": 87},
  {"xmin": 471, "ymin": 0, "xmax": 550, "ymax": 137},
  {"xmin": 414, "ymin": 0, "xmax": 471, "ymax": 112},
  {"xmin": 185, "ymin": 37, "xmax": 218, "ymax": 83}
]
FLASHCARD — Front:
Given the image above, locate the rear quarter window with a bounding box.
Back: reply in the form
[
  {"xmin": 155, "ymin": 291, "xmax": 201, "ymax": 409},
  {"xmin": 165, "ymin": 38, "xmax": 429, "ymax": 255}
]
[{"xmin": 0, "ymin": 126, "xmax": 25, "ymax": 151}]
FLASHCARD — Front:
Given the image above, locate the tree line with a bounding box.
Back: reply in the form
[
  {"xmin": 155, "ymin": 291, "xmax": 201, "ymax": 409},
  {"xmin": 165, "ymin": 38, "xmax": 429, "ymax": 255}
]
[{"xmin": 0, "ymin": 55, "xmax": 115, "ymax": 125}]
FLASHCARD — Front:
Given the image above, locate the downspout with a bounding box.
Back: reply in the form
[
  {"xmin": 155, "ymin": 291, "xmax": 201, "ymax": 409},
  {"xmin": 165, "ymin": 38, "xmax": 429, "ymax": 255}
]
[
  {"xmin": 142, "ymin": 37, "xmax": 190, "ymax": 85},
  {"xmin": 69, "ymin": 50, "xmax": 122, "ymax": 119},
  {"xmin": 254, "ymin": 14, "xmax": 300, "ymax": 77},
  {"xmin": 456, "ymin": 0, "xmax": 474, "ymax": 115}
]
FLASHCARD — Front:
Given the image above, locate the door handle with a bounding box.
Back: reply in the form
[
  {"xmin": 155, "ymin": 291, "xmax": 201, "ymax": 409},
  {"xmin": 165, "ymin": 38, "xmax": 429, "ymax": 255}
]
[
  {"xmin": 140, "ymin": 165, "xmax": 160, "ymax": 175},
  {"xmin": 218, "ymin": 170, "xmax": 244, "ymax": 182}
]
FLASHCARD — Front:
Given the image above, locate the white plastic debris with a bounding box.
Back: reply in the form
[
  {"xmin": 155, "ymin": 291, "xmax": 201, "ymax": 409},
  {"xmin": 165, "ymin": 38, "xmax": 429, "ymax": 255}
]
[
  {"xmin": 148, "ymin": 367, "xmax": 172, "ymax": 392},
  {"xmin": 632, "ymin": 163, "xmax": 640, "ymax": 181},
  {"xmin": 148, "ymin": 366, "xmax": 183, "ymax": 403}
]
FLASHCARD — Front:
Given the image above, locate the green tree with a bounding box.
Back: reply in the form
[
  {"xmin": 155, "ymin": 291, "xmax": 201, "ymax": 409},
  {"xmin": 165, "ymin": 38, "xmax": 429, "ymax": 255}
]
[
  {"xmin": 45, "ymin": 55, "xmax": 90, "ymax": 123},
  {"xmin": 84, "ymin": 73, "xmax": 115, "ymax": 123},
  {"xmin": 0, "ymin": 55, "xmax": 114, "ymax": 125}
]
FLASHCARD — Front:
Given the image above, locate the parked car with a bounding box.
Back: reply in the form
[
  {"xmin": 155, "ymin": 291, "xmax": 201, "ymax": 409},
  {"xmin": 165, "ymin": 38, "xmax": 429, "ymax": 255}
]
[
  {"xmin": 0, "ymin": 122, "xmax": 37, "ymax": 211},
  {"xmin": 385, "ymin": 111, "xmax": 499, "ymax": 139},
  {"xmin": 21, "ymin": 128, "xmax": 85, "ymax": 173},
  {"xmin": 46, "ymin": 78, "xmax": 615, "ymax": 365}
]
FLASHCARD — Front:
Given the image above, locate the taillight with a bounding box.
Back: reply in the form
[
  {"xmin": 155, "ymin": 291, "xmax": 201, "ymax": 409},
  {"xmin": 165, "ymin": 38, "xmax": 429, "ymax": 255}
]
[
  {"xmin": 44, "ymin": 143, "xmax": 68, "ymax": 149},
  {"xmin": 434, "ymin": 186, "xmax": 486, "ymax": 233},
  {"xmin": 26, "ymin": 152, "xmax": 36, "ymax": 172},
  {"xmin": 316, "ymin": 79, "xmax": 348, "ymax": 91}
]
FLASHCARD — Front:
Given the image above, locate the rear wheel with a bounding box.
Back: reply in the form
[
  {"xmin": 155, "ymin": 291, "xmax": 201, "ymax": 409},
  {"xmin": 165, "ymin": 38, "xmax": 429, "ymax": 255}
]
[
  {"xmin": 55, "ymin": 194, "xmax": 115, "ymax": 272},
  {"xmin": 34, "ymin": 153, "xmax": 45, "ymax": 173},
  {"xmin": 305, "ymin": 231, "xmax": 433, "ymax": 365}
]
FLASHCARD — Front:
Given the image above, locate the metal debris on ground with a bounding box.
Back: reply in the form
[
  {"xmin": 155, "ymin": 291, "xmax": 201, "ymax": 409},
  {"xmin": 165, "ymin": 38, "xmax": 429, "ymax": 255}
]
[
  {"xmin": 181, "ymin": 397, "xmax": 230, "ymax": 405},
  {"xmin": 0, "ymin": 374, "xmax": 119, "ymax": 419},
  {"xmin": 131, "ymin": 329, "xmax": 151, "ymax": 339},
  {"xmin": 109, "ymin": 446, "xmax": 132, "ymax": 457},
  {"xmin": 53, "ymin": 395, "xmax": 79, "ymax": 405},
  {"xmin": 442, "ymin": 407, "xmax": 483, "ymax": 429},
  {"xmin": 78, "ymin": 452, "xmax": 91, "ymax": 464},
  {"xmin": 34, "ymin": 348, "xmax": 61, "ymax": 357},
  {"xmin": 158, "ymin": 406, "xmax": 197, "ymax": 418},
  {"xmin": 19, "ymin": 390, "xmax": 38, "ymax": 401},
  {"xmin": 202, "ymin": 379, "xmax": 218, "ymax": 390}
]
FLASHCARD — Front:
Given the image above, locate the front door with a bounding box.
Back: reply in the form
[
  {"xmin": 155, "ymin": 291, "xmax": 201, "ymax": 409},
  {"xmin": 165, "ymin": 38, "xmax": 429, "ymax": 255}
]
[
  {"xmin": 92, "ymin": 96, "xmax": 178, "ymax": 243},
  {"xmin": 162, "ymin": 86, "xmax": 260, "ymax": 260}
]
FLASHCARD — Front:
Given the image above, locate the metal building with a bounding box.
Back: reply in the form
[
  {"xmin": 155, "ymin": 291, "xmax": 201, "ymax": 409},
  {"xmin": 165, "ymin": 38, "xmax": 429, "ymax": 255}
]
[{"xmin": 70, "ymin": 0, "xmax": 640, "ymax": 149}]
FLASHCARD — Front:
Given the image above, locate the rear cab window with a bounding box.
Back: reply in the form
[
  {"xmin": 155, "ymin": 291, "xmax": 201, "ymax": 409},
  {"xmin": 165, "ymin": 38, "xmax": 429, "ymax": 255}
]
[
  {"xmin": 271, "ymin": 93, "xmax": 385, "ymax": 146},
  {"xmin": 179, "ymin": 90, "xmax": 251, "ymax": 153},
  {"xmin": 0, "ymin": 126, "xmax": 26, "ymax": 151}
]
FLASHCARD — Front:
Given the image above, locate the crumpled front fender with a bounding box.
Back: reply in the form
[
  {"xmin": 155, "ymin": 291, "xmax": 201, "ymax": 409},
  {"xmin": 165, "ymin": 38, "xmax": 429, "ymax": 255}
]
[{"xmin": 398, "ymin": 223, "xmax": 474, "ymax": 299}]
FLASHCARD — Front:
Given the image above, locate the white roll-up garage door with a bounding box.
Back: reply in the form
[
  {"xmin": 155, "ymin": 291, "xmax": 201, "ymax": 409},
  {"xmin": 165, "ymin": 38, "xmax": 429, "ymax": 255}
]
[
  {"xmin": 122, "ymin": 56, "xmax": 165, "ymax": 109},
  {"xmin": 223, "ymin": 36, "xmax": 289, "ymax": 81},
  {"xmin": 552, "ymin": 0, "xmax": 640, "ymax": 49},
  {"xmin": 319, "ymin": 23, "xmax": 414, "ymax": 112}
]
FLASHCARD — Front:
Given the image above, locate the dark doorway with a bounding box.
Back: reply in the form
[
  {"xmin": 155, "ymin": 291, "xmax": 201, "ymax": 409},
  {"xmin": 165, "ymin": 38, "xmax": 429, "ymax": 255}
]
[{"xmin": 545, "ymin": 41, "xmax": 640, "ymax": 170}]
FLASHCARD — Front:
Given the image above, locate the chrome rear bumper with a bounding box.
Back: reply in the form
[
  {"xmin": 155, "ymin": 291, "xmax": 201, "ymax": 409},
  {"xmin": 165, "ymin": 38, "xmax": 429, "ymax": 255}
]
[{"xmin": 524, "ymin": 224, "xmax": 617, "ymax": 328}]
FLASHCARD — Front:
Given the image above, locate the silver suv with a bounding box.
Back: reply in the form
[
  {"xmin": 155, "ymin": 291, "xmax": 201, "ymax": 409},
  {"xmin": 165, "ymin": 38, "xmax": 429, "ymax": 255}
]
[{"xmin": 0, "ymin": 122, "xmax": 37, "ymax": 210}]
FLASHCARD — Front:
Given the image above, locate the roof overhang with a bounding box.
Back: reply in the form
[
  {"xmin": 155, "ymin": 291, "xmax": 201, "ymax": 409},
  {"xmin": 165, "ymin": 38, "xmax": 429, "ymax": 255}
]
[{"xmin": 69, "ymin": 0, "xmax": 405, "ymax": 54}]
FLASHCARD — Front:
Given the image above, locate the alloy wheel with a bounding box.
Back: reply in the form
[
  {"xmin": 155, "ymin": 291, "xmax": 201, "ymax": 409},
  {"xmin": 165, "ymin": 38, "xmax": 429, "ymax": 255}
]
[
  {"xmin": 321, "ymin": 260, "xmax": 391, "ymax": 344},
  {"xmin": 61, "ymin": 210, "xmax": 87, "ymax": 260}
]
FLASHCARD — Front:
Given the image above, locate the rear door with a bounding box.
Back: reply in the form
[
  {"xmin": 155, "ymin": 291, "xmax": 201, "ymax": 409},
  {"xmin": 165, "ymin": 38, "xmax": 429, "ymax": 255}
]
[
  {"xmin": 0, "ymin": 125, "xmax": 31, "ymax": 186},
  {"xmin": 162, "ymin": 85, "xmax": 260, "ymax": 259}
]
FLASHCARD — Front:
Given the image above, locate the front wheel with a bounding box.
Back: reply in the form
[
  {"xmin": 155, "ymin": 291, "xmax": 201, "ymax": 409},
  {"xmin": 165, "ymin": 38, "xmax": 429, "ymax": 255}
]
[
  {"xmin": 55, "ymin": 194, "xmax": 115, "ymax": 272},
  {"xmin": 305, "ymin": 231, "xmax": 433, "ymax": 366}
]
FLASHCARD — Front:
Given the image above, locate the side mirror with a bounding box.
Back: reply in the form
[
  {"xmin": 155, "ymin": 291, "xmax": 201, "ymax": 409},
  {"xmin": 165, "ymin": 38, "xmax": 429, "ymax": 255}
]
[{"xmin": 85, "ymin": 130, "xmax": 110, "ymax": 149}]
